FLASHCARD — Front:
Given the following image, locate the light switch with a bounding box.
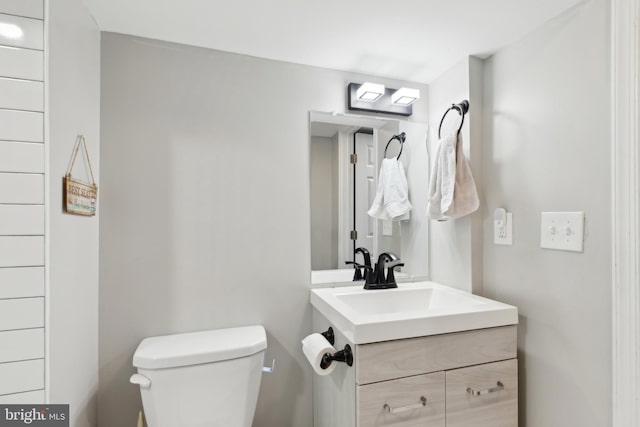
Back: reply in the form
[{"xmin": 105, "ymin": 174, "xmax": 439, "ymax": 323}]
[
  {"xmin": 540, "ymin": 212, "xmax": 585, "ymax": 252},
  {"xmin": 382, "ymin": 220, "xmax": 393, "ymax": 236}
]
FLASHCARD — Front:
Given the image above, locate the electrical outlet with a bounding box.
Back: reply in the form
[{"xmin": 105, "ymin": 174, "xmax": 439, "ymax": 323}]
[{"xmin": 494, "ymin": 212, "xmax": 513, "ymax": 245}]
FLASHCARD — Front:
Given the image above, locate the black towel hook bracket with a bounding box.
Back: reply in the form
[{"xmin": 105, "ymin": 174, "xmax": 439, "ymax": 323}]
[
  {"xmin": 438, "ymin": 100, "xmax": 469, "ymax": 139},
  {"xmin": 383, "ymin": 132, "xmax": 406, "ymax": 160}
]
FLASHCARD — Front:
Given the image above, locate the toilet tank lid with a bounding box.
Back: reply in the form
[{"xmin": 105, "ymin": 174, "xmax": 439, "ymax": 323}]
[{"xmin": 132, "ymin": 325, "xmax": 267, "ymax": 370}]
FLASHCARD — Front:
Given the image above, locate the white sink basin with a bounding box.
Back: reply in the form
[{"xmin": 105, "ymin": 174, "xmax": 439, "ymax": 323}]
[
  {"xmin": 311, "ymin": 269, "xmax": 410, "ymax": 285},
  {"xmin": 310, "ymin": 281, "xmax": 518, "ymax": 344}
]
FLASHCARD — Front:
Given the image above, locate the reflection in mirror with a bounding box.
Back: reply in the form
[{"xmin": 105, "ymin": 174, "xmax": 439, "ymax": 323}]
[{"xmin": 309, "ymin": 111, "xmax": 429, "ymax": 284}]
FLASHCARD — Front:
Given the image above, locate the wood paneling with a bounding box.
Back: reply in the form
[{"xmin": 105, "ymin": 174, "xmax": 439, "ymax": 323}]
[
  {"xmin": 0, "ymin": 297, "xmax": 44, "ymax": 331},
  {"xmin": 0, "ymin": 141, "xmax": 44, "ymax": 173},
  {"xmin": 0, "ymin": 205, "xmax": 44, "ymax": 235},
  {"xmin": 0, "ymin": 389, "xmax": 44, "ymax": 403},
  {"xmin": 445, "ymin": 359, "xmax": 518, "ymax": 427},
  {"xmin": 0, "ymin": 236, "xmax": 44, "ymax": 267},
  {"xmin": 357, "ymin": 372, "xmax": 445, "ymax": 427},
  {"xmin": 0, "ymin": 173, "xmax": 44, "ymax": 204},
  {"xmin": 0, "ymin": 46, "xmax": 43, "ymax": 81},
  {"xmin": 0, "ymin": 328, "xmax": 44, "ymax": 363},
  {"xmin": 0, "ymin": 110, "xmax": 43, "ymax": 142},
  {"xmin": 356, "ymin": 326, "xmax": 517, "ymax": 384},
  {"xmin": 0, "ymin": 14, "xmax": 43, "ymax": 49},
  {"xmin": 0, "ymin": 0, "xmax": 43, "ymax": 19},
  {"xmin": 0, "ymin": 359, "xmax": 44, "ymax": 395},
  {"xmin": 0, "ymin": 77, "xmax": 43, "ymax": 111},
  {"xmin": 0, "ymin": 267, "xmax": 44, "ymax": 299}
]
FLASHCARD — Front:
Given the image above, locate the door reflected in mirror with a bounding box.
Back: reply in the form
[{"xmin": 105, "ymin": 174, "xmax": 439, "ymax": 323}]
[{"xmin": 309, "ymin": 111, "xmax": 430, "ymax": 284}]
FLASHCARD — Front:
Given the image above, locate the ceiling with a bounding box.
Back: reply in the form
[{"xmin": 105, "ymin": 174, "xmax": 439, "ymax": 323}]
[{"xmin": 82, "ymin": 0, "xmax": 584, "ymax": 84}]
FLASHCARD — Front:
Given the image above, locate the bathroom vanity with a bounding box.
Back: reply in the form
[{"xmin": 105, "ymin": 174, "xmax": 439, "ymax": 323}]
[{"xmin": 310, "ymin": 282, "xmax": 518, "ymax": 427}]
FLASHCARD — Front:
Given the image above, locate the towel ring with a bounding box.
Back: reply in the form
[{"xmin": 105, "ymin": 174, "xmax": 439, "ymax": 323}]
[
  {"xmin": 384, "ymin": 132, "xmax": 406, "ymax": 160},
  {"xmin": 438, "ymin": 100, "xmax": 469, "ymax": 139}
]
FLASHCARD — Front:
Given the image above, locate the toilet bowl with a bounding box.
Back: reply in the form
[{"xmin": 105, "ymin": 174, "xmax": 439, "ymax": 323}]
[{"xmin": 130, "ymin": 325, "xmax": 267, "ymax": 427}]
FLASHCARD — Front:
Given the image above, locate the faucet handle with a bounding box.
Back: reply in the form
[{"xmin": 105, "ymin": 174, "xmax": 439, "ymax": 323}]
[
  {"xmin": 386, "ymin": 262, "xmax": 405, "ymax": 286},
  {"xmin": 344, "ymin": 261, "xmax": 366, "ymax": 282}
]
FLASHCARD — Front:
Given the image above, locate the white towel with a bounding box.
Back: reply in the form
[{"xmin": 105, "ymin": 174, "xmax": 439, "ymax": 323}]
[
  {"xmin": 368, "ymin": 158, "xmax": 412, "ymax": 220},
  {"xmin": 427, "ymin": 132, "xmax": 479, "ymax": 220}
]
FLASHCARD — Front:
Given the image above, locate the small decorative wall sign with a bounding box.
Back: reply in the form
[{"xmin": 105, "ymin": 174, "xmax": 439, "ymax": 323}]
[{"xmin": 63, "ymin": 134, "xmax": 97, "ymax": 216}]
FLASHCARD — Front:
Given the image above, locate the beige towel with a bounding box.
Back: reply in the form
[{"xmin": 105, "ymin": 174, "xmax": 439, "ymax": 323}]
[{"xmin": 442, "ymin": 133, "xmax": 479, "ymax": 219}]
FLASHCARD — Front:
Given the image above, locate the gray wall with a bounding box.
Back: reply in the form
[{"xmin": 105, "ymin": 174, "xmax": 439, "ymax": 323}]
[
  {"xmin": 482, "ymin": 1, "xmax": 611, "ymax": 426},
  {"xmin": 98, "ymin": 33, "xmax": 428, "ymax": 427},
  {"xmin": 427, "ymin": 57, "xmax": 484, "ymax": 293},
  {"xmin": 48, "ymin": 1, "xmax": 100, "ymax": 426},
  {"xmin": 310, "ymin": 135, "xmax": 338, "ymax": 270}
]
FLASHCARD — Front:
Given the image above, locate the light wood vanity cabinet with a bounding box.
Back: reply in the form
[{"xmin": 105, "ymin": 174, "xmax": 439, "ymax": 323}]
[
  {"xmin": 357, "ymin": 372, "xmax": 446, "ymax": 427},
  {"xmin": 445, "ymin": 359, "xmax": 518, "ymax": 427},
  {"xmin": 312, "ymin": 310, "xmax": 518, "ymax": 427}
]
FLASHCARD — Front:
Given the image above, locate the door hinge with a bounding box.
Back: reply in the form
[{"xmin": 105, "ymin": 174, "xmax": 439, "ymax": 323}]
[
  {"xmin": 350, "ymin": 153, "xmax": 358, "ymax": 164},
  {"xmin": 350, "ymin": 230, "xmax": 358, "ymax": 240}
]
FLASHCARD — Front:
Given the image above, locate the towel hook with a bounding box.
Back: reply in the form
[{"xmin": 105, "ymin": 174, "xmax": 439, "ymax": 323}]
[
  {"xmin": 383, "ymin": 132, "xmax": 406, "ymax": 160},
  {"xmin": 438, "ymin": 100, "xmax": 469, "ymax": 139}
]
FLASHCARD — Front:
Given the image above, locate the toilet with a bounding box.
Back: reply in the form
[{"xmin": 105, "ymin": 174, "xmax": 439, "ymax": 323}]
[{"xmin": 130, "ymin": 325, "xmax": 267, "ymax": 427}]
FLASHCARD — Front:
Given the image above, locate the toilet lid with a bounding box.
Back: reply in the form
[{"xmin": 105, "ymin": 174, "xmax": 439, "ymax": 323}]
[{"xmin": 133, "ymin": 325, "xmax": 267, "ymax": 369}]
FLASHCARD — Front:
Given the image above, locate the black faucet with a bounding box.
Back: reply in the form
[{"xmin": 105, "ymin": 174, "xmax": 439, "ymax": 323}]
[
  {"xmin": 364, "ymin": 252, "xmax": 404, "ymax": 290},
  {"xmin": 345, "ymin": 247, "xmax": 372, "ymax": 281}
]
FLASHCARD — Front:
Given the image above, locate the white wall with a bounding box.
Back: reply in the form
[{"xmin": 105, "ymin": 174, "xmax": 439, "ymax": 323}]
[
  {"xmin": 47, "ymin": 0, "xmax": 100, "ymax": 426},
  {"xmin": 310, "ymin": 135, "xmax": 338, "ymax": 270},
  {"xmin": 98, "ymin": 33, "xmax": 429, "ymax": 427},
  {"xmin": 0, "ymin": 0, "xmax": 46, "ymax": 405},
  {"xmin": 427, "ymin": 57, "xmax": 484, "ymax": 293},
  {"xmin": 482, "ymin": 0, "xmax": 611, "ymax": 426}
]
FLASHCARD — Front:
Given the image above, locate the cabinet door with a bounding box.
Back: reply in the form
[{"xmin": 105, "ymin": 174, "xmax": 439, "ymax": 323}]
[
  {"xmin": 446, "ymin": 359, "xmax": 518, "ymax": 427},
  {"xmin": 357, "ymin": 372, "xmax": 445, "ymax": 427}
]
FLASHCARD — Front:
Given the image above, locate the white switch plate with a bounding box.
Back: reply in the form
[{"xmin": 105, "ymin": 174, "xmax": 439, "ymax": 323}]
[
  {"xmin": 540, "ymin": 212, "xmax": 585, "ymax": 252},
  {"xmin": 494, "ymin": 212, "xmax": 513, "ymax": 245},
  {"xmin": 382, "ymin": 220, "xmax": 393, "ymax": 236}
]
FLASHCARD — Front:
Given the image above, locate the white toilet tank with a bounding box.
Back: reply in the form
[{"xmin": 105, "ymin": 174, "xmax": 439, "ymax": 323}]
[{"xmin": 131, "ymin": 325, "xmax": 267, "ymax": 427}]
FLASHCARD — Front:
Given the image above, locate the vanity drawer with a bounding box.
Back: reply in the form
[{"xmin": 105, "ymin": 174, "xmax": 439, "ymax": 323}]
[
  {"xmin": 356, "ymin": 326, "xmax": 517, "ymax": 384},
  {"xmin": 445, "ymin": 359, "xmax": 518, "ymax": 427},
  {"xmin": 357, "ymin": 372, "xmax": 445, "ymax": 427}
]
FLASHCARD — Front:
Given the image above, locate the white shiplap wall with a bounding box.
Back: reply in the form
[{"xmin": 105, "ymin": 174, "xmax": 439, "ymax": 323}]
[{"xmin": 0, "ymin": 0, "xmax": 46, "ymax": 404}]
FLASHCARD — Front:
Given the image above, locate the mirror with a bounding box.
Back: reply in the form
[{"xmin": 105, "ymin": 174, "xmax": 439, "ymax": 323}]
[{"xmin": 309, "ymin": 111, "xmax": 429, "ymax": 284}]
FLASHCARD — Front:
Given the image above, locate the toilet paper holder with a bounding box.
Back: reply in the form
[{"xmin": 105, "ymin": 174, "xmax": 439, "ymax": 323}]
[
  {"xmin": 321, "ymin": 327, "xmax": 335, "ymax": 345},
  {"xmin": 320, "ymin": 344, "xmax": 353, "ymax": 369}
]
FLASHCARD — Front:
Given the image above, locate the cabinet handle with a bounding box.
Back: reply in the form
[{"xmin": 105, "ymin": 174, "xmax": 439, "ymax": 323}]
[
  {"xmin": 467, "ymin": 381, "xmax": 504, "ymax": 396},
  {"xmin": 383, "ymin": 396, "xmax": 427, "ymax": 414}
]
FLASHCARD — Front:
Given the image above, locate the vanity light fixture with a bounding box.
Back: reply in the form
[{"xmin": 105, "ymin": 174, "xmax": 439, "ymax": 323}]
[
  {"xmin": 356, "ymin": 82, "xmax": 385, "ymax": 102},
  {"xmin": 391, "ymin": 87, "xmax": 420, "ymax": 106},
  {"xmin": 348, "ymin": 82, "xmax": 416, "ymax": 117}
]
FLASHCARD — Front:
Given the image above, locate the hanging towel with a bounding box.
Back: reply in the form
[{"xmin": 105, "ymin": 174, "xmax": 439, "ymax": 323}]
[
  {"xmin": 368, "ymin": 158, "xmax": 412, "ymax": 220},
  {"xmin": 443, "ymin": 133, "xmax": 479, "ymax": 218},
  {"xmin": 427, "ymin": 132, "xmax": 479, "ymax": 220},
  {"xmin": 427, "ymin": 131, "xmax": 457, "ymax": 220}
]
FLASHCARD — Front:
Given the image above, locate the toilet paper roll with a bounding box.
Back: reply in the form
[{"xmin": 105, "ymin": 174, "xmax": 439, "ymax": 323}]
[{"xmin": 302, "ymin": 333, "xmax": 337, "ymax": 376}]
